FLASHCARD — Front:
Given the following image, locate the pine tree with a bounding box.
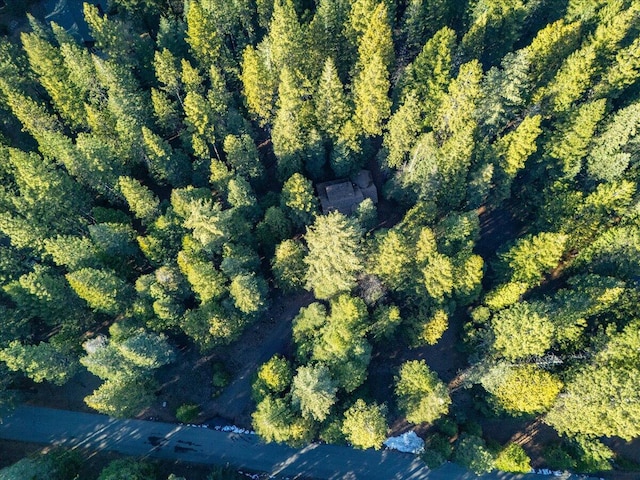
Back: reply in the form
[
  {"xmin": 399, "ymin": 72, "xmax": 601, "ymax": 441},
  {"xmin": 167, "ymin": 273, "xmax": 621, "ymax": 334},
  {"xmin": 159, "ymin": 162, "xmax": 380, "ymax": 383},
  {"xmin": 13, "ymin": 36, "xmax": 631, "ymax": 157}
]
[
  {"xmin": 291, "ymin": 364, "xmax": 338, "ymax": 421},
  {"xmin": 281, "ymin": 173, "xmax": 318, "ymax": 228},
  {"xmin": 546, "ymin": 99, "xmax": 607, "ymax": 180},
  {"xmin": 223, "ymin": 134, "xmax": 264, "ymax": 182},
  {"xmin": 353, "ymin": 53, "xmax": 391, "ymax": 137},
  {"xmin": 395, "ymin": 360, "xmax": 450, "ymax": 424},
  {"xmin": 357, "ymin": 2, "xmax": 394, "ymax": 73},
  {"xmin": 586, "ymin": 101, "xmax": 640, "ymax": 181},
  {"xmin": 341, "ymin": 399, "xmax": 387, "ymax": 450},
  {"xmin": 314, "ymin": 57, "xmax": 351, "ymax": 142},
  {"xmin": 268, "ymin": 0, "xmax": 306, "ymax": 74},
  {"xmin": 240, "ymin": 44, "xmax": 278, "ymax": 125},
  {"xmin": 308, "ymin": 0, "xmax": 353, "ymax": 78},
  {"xmin": 400, "ymin": 0, "xmax": 451, "ymax": 51},
  {"xmin": 399, "ymin": 26, "xmax": 456, "ymax": 127},
  {"xmin": 118, "ymin": 176, "xmax": 160, "ymax": 225},
  {"xmin": 66, "ymin": 268, "xmax": 134, "ymax": 316},
  {"xmin": 185, "ymin": 0, "xmax": 221, "ymax": 70},
  {"xmin": 538, "ymin": 44, "xmax": 597, "ymax": 114},
  {"xmin": 492, "ymin": 302, "xmax": 554, "ymax": 360},
  {"xmin": 383, "ymin": 92, "xmax": 423, "ymax": 168},
  {"xmin": 20, "ymin": 28, "xmax": 86, "ymax": 129},
  {"xmin": 271, "ymin": 68, "xmax": 321, "ymax": 179},
  {"xmin": 304, "ymin": 212, "xmax": 363, "ymax": 300}
]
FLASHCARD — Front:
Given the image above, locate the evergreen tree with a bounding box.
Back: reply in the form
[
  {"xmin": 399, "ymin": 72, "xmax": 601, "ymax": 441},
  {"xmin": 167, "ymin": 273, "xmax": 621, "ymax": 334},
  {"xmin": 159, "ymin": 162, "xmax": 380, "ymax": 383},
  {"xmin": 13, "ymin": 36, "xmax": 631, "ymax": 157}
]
[
  {"xmin": 118, "ymin": 176, "xmax": 160, "ymax": 225},
  {"xmin": 240, "ymin": 44, "xmax": 278, "ymax": 125},
  {"xmin": 341, "ymin": 399, "xmax": 387, "ymax": 450},
  {"xmin": 66, "ymin": 268, "xmax": 134, "ymax": 316},
  {"xmin": 491, "ymin": 302, "xmax": 554, "ymax": 361},
  {"xmin": 399, "ymin": 26, "xmax": 455, "ymax": 125},
  {"xmin": 185, "ymin": 0, "xmax": 221, "ymax": 70},
  {"xmin": 0, "ymin": 341, "xmax": 77, "ymax": 385},
  {"xmin": 291, "ymin": 364, "xmax": 338, "ymax": 421},
  {"xmin": 21, "ymin": 28, "xmax": 86, "ymax": 129},
  {"xmin": 314, "ymin": 57, "xmax": 351, "ymax": 142},
  {"xmin": 546, "ymin": 99, "xmax": 607, "ymax": 180},
  {"xmin": 395, "ymin": 360, "xmax": 451, "ymax": 424},
  {"xmin": 304, "ymin": 212, "xmax": 363, "ymax": 299},
  {"xmin": 357, "ymin": 2, "xmax": 394, "ymax": 73},
  {"xmin": 353, "ymin": 53, "xmax": 391, "ymax": 137},
  {"xmin": 281, "ymin": 173, "xmax": 318, "ymax": 228}
]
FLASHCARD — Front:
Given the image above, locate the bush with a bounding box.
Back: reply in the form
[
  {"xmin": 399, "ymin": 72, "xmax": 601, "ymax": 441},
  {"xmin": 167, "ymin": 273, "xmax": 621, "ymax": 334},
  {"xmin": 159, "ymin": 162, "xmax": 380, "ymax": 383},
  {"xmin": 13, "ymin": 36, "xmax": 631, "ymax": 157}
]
[
  {"xmin": 211, "ymin": 361, "xmax": 230, "ymax": 397},
  {"xmin": 543, "ymin": 443, "xmax": 576, "ymax": 470},
  {"xmin": 176, "ymin": 403, "xmax": 200, "ymax": 423},
  {"xmin": 454, "ymin": 434, "xmax": 495, "ymax": 475},
  {"xmin": 495, "ymin": 443, "xmax": 532, "ymax": 473},
  {"xmin": 427, "ymin": 433, "xmax": 453, "ymax": 459},
  {"xmin": 572, "ymin": 436, "xmax": 614, "ymax": 473},
  {"xmin": 422, "ymin": 449, "xmax": 446, "ymax": 469},
  {"xmin": 461, "ymin": 420, "xmax": 483, "ymax": 437},
  {"xmin": 435, "ymin": 416, "xmax": 459, "ymax": 437},
  {"xmin": 319, "ymin": 417, "xmax": 346, "ymax": 445}
]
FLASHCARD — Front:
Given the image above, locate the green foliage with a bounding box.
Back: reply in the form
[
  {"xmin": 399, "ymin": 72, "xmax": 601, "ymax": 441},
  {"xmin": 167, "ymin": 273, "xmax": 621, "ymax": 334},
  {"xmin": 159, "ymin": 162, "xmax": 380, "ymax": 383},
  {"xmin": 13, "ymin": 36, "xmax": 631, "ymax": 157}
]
[
  {"xmin": 253, "ymin": 355, "xmax": 293, "ymax": 400},
  {"xmin": 229, "ymin": 273, "xmax": 267, "ymax": 315},
  {"xmin": 271, "ymin": 239, "xmax": 306, "ymax": 292},
  {"xmin": 497, "ymin": 232, "xmax": 567, "ymax": 286},
  {"xmin": 97, "ymin": 459, "xmax": 155, "ymax": 480},
  {"xmin": 341, "ymin": 399, "xmax": 387, "ymax": 450},
  {"xmin": 546, "ymin": 99, "xmax": 607, "ymax": 180},
  {"xmin": 481, "ymin": 364, "xmax": 562, "ymax": 415},
  {"xmin": 304, "ymin": 212, "xmax": 363, "ymax": 300},
  {"xmin": 0, "ymin": 341, "xmax": 77, "ymax": 385},
  {"xmin": 491, "ymin": 302, "xmax": 554, "ymax": 360},
  {"xmin": 252, "ymin": 394, "xmax": 315, "ymax": 446},
  {"xmin": 66, "ymin": 268, "xmax": 134, "ymax": 316},
  {"xmin": 571, "ymin": 436, "xmax": 614, "ymax": 473},
  {"xmin": 545, "ymin": 320, "xmax": 640, "ymax": 440},
  {"xmin": 354, "ymin": 53, "xmax": 391, "ymax": 137},
  {"xmin": 0, "ymin": 0, "xmax": 640, "ymax": 457},
  {"xmin": 281, "ymin": 173, "xmax": 318, "ymax": 228},
  {"xmin": 494, "ymin": 443, "xmax": 531, "ymax": 473},
  {"xmin": 315, "ymin": 57, "xmax": 351, "ymax": 141},
  {"xmin": 80, "ymin": 331, "xmax": 175, "ymax": 417},
  {"xmin": 84, "ymin": 376, "xmax": 156, "ymax": 418},
  {"xmin": 543, "ymin": 443, "xmax": 577, "ymax": 470},
  {"xmin": 454, "ymin": 435, "xmax": 495, "ymax": 475},
  {"xmin": 176, "ymin": 403, "xmax": 200, "ymax": 423},
  {"xmin": 395, "ymin": 360, "xmax": 451, "ymax": 424},
  {"xmin": 418, "ymin": 309, "xmax": 449, "ymax": 346},
  {"xmin": 399, "ymin": 26, "xmax": 455, "ymax": 125},
  {"xmin": 0, "ymin": 455, "xmax": 58, "ymax": 480},
  {"xmin": 118, "ymin": 176, "xmax": 160, "ymax": 224},
  {"xmin": 291, "ymin": 364, "xmax": 337, "ymax": 421}
]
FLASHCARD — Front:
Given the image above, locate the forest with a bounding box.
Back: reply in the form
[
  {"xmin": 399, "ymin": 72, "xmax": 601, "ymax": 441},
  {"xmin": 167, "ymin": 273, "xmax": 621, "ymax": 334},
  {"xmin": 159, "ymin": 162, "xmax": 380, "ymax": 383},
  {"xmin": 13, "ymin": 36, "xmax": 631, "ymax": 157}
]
[{"xmin": 1, "ymin": 0, "xmax": 640, "ymax": 477}]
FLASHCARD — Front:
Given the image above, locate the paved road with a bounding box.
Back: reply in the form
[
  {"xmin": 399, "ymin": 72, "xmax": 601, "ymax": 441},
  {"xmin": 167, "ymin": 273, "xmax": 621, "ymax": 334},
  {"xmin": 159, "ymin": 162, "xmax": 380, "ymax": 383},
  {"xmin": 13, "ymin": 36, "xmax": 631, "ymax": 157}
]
[{"xmin": 0, "ymin": 406, "xmax": 597, "ymax": 480}]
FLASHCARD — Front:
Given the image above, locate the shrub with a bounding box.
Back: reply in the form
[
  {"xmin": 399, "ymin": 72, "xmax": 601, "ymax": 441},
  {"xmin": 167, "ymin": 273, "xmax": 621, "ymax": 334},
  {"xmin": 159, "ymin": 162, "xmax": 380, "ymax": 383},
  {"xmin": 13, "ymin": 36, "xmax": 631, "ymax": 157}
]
[
  {"xmin": 427, "ymin": 433, "xmax": 453, "ymax": 459},
  {"xmin": 495, "ymin": 443, "xmax": 532, "ymax": 473},
  {"xmin": 454, "ymin": 434, "xmax": 495, "ymax": 475},
  {"xmin": 211, "ymin": 361, "xmax": 230, "ymax": 397},
  {"xmin": 422, "ymin": 449, "xmax": 446, "ymax": 468},
  {"xmin": 435, "ymin": 416, "xmax": 459, "ymax": 437},
  {"xmin": 176, "ymin": 403, "xmax": 200, "ymax": 423},
  {"xmin": 543, "ymin": 443, "xmax": 576, "ymax": 470}
]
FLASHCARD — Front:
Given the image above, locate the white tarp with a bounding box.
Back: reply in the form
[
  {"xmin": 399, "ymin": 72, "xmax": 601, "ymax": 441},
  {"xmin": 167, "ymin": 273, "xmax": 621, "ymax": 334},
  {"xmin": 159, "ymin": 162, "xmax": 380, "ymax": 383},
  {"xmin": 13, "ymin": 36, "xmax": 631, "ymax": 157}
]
[{"xmin": 383, "ymin": 431, "xmax": 425, "ymax": 454}]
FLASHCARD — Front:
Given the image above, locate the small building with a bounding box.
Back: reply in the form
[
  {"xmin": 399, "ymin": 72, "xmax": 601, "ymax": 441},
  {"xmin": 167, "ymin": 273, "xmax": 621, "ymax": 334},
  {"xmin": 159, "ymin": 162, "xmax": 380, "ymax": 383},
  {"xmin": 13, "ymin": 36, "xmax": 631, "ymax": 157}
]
[{"xmin": 316, "ymin": 170, "xmax": 378, "ymax": 215}]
